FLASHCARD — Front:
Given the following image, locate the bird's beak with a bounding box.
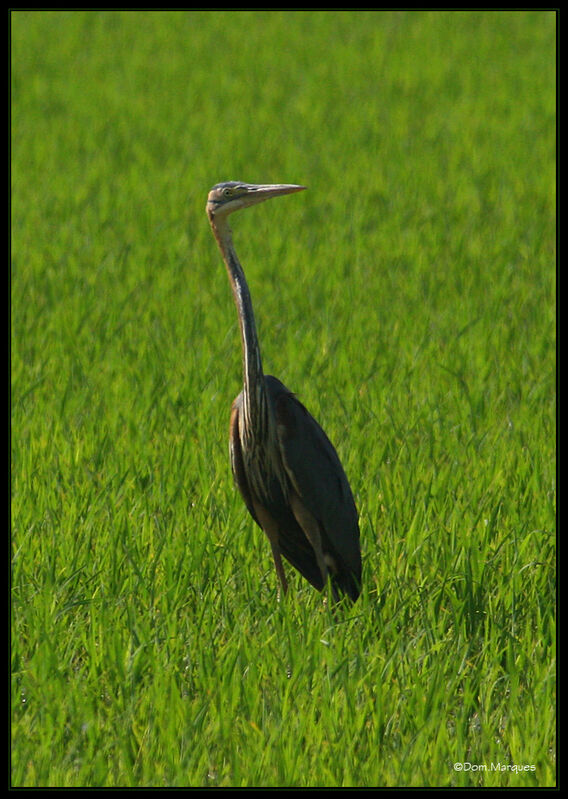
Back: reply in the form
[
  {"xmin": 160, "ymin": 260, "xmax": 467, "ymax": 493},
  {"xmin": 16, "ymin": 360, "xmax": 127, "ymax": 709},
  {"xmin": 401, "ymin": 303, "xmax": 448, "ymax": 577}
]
[{"xmin": 241, "ymin": 183, "xmax": 306, "ymax": 208}]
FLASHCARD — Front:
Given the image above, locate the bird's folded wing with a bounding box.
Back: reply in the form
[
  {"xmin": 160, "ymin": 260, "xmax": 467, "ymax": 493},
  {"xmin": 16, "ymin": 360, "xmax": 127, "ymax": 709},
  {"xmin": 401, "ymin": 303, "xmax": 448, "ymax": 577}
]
[{"xmin": 269, "ymin": 378, "xmax": 361, "ymax": 583}]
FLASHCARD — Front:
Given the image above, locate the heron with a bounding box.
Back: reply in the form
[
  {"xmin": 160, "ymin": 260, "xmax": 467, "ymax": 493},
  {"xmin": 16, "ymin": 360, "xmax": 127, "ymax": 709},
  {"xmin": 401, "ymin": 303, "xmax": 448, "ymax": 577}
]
[{"xmin": 206, "ymin": 181, "xmax": 361, "ymax": 601}]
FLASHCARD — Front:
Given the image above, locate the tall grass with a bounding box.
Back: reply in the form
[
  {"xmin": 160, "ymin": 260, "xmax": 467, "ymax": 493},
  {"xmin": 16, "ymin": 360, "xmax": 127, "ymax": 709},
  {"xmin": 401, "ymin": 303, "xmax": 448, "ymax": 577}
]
[{"xmin": 11, "ymin": 10, "xmax": 555, "ymax": 787}]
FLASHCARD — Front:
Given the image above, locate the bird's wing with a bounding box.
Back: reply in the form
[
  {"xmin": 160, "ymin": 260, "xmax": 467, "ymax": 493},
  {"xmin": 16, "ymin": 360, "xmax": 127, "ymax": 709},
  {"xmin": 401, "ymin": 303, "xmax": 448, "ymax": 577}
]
[{"xmin": 266, "ymin": 376, "xmax": 362, "ymax": 595}]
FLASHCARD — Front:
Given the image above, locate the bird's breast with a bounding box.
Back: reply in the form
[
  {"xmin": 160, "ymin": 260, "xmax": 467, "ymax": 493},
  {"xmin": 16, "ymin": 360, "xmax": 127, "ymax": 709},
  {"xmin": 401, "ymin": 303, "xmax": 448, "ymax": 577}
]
[{"xmin": 238, "ymin": 411, "xmax": 289, "ymax": 509}]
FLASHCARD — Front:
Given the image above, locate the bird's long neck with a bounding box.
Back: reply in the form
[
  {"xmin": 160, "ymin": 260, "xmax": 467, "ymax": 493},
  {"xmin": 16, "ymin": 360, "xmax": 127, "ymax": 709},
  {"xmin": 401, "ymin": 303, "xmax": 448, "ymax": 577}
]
[{"xmin": 210, "ymin": 215, "xmax": 268, "ymax": 437}]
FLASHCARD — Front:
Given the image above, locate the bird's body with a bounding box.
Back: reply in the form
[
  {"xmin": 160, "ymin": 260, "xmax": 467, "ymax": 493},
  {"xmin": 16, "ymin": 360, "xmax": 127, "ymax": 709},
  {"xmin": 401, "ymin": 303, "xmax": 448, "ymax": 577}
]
[{"xmin": 207, "ymin": 181, "xmax": 361, "ymax": 601}]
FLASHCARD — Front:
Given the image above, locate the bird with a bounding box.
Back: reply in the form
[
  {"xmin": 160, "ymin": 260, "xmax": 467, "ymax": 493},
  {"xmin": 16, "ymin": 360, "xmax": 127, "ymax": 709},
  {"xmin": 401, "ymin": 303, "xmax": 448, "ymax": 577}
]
[{"xmin": 206, "ymin": 181, "xmax": 361, "ymax": 601}]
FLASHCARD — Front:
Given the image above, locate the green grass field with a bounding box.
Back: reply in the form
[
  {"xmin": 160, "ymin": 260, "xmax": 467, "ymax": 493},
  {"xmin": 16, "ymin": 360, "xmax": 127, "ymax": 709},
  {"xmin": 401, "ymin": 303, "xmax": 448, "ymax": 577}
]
[{"xmin": 11, "ymin": 10, "xmax": 556, "ymax": 787}]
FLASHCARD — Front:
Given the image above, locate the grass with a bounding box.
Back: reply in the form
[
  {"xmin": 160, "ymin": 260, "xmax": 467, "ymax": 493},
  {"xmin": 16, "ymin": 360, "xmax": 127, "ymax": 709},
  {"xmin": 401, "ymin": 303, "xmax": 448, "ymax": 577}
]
[{"xmin": 11, "ymin": 9, "xmax": 556, "ymax": 787}]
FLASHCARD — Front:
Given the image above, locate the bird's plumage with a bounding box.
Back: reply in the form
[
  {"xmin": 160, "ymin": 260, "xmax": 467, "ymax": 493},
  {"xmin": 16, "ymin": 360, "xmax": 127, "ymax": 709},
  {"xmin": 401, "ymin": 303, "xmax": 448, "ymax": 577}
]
[{"xmin": 230, "ymin": 376, "xmax": 361, "ymax": 600}]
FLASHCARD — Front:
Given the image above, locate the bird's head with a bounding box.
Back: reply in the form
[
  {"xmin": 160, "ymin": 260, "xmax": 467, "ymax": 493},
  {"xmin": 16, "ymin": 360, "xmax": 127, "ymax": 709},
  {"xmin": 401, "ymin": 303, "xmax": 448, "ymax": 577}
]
[{"xmin": 206, "ymin": 182, "xmax": 306, "ymax": 222}]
